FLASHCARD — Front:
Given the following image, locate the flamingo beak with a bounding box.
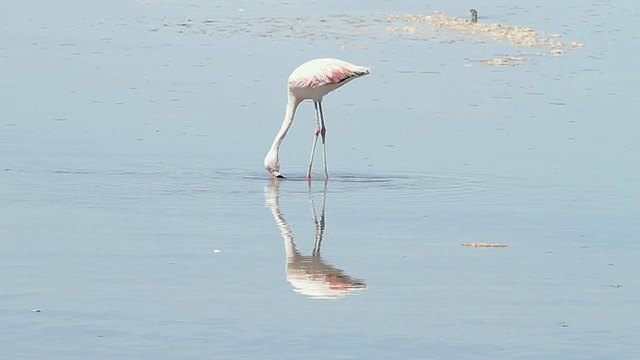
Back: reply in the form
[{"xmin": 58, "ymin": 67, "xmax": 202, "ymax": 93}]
[{"xmin": 270, "ymin": 170, "xmax": 284, "ymax": 178}]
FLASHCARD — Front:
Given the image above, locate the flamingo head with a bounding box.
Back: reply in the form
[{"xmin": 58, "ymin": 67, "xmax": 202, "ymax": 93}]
[{"xmin": 264, "ymin": 152, "xmax": 284, "ymax": 178}]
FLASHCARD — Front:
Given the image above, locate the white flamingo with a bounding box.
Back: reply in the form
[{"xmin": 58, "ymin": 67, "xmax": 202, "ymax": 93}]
[{"xmin": 264, "ymin": 58, "xmax": 370, "ymax": 179}]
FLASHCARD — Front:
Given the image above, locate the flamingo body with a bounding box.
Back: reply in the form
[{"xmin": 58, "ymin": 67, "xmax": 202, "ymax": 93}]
[{"xmin": 264, "ymin": 58, "xmax": 370, "ymax": 179}]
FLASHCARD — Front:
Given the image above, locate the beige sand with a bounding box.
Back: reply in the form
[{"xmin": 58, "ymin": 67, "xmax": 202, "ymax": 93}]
[
  {"xmin": 386, "ymin": 12, "xmax": 584, "ymax": 66},
  {"xmin": 175, "ymin": 11, "xmax": 584, "ymax": 66}
]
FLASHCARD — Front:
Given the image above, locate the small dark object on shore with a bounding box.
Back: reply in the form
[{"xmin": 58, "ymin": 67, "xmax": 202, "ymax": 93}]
[{"xmin": 470, "ymin": 9, "xmax": 478, "ymax": 23}]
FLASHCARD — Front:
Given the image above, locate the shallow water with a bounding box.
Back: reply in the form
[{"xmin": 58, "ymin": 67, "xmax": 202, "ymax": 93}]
[{"xmin": 2, "ymin": 0, "xmax": 639, "ymax": 359}]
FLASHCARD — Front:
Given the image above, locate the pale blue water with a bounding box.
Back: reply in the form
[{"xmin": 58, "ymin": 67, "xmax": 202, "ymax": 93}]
[{"xmin": 1, "ymin": 1, "xmax": 639, "ymax": 359}]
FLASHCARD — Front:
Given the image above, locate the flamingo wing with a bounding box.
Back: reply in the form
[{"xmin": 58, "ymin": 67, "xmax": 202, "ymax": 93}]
[{"xmin": 289, "ymin": 58, "xmax": 370, "ymax": 89}]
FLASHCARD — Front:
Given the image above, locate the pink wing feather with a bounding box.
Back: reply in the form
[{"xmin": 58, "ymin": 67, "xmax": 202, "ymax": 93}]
[{"xmin": 289, "ymin": 58, "xmax": 369, "ymax": 89}]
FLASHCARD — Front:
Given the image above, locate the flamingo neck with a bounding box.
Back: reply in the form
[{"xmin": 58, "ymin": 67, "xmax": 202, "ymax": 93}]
[{"xmin": 268, "ymin": 92, "xmax": 300, "ymax": 154}]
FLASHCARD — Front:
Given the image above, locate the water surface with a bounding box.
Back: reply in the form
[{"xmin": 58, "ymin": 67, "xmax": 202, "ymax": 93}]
[{"xmin": 1, "ymin": 0, "xmax": 639, "ymax": 359}]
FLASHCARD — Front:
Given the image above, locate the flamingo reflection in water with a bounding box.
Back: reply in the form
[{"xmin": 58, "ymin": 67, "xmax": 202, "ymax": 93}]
[{"xmin": 265, "ymin": 179, "xmax": 366, "ymax": 299}]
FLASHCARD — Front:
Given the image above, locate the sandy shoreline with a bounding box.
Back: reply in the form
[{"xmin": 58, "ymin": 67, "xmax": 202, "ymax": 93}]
[{"xmin": 165, "ymin": 10, "xmax": 584, "ymax": 66}]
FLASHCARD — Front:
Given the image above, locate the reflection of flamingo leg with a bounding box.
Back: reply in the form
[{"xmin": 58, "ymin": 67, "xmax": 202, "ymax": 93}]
[{"xmin": 309, "ymin": 180, "xmax": 328, "ymax": 255}]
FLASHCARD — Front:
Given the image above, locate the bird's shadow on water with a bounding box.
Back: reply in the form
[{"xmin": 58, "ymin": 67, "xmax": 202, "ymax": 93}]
[{"xmin": 264, "ymin": 178, "xmax": 367, "ymax": 299}]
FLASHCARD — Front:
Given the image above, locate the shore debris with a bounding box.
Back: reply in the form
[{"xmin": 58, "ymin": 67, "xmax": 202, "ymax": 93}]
[{"xmin": 461, "ymin": 243, "xmax": 509, "ymax": 248}]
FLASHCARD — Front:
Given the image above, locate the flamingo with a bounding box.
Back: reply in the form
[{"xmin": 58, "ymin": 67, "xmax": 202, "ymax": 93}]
[{"xmin": 264, "ymin": 58, "xmax": 370, "ymax": 179}]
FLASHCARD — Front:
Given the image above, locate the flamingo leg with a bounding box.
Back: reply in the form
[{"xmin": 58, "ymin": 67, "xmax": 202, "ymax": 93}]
[
  {"xmin": 317, "ymin": 101, "xmax": 329, "ymax": 179},
  {"xmin": 307, "ymin": 101, "xmax": 322, "ymax": 179}
]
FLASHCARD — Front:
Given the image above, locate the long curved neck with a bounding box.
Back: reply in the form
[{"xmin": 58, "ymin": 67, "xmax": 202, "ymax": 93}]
[{"xmin": 268, "ymin": 92, "xmax": 300, "ymax": 155}]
